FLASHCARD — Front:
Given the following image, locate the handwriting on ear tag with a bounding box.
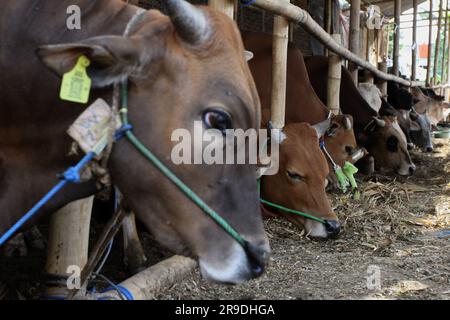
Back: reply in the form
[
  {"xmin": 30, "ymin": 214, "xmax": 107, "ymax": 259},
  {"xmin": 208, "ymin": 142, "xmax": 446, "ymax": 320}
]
[{"xmin": 60, "ymin": 55, "xmax": 92, "ymax": 104}]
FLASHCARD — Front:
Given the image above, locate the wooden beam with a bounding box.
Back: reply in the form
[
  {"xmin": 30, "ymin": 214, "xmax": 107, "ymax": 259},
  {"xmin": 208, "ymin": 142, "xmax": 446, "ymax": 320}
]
[
  {"xmin": 393, "ymin": 0, "xmax": 401, "ymax": 76},
  {"xmin": 440, "ymin": 0, "xmax": 448, "ymax": 93},
  {"xmin": 45, "ymin": 197, "xmax": 93, "ymax": 298},
  {"xmin": 270, "ymin": 0, "xmax": 290, "ymax": 129},
  {"xmin": 349, "ymin": 0, "xmax": 361, "ymax": 84},
  {"xmin": 412, "ymin": 0, "xmax": 418, "ymax": 81},
  {"xmin": 328, "ymin": 34, "xmax": 342, "ymax": 115},
  {"xmin": 96, "ymin": 256, "xmax": 197, "ymax": 300},
  {"xmin": 247, "ymin": 0, "xmax": 423, "ymax": 87},
  {"xmin": 427, "ymin": 0, "xmax": 434, "ymax": 86},
  {"xmin": 433, "ymin": 0, "xmax": 444, "ymax": 85}
]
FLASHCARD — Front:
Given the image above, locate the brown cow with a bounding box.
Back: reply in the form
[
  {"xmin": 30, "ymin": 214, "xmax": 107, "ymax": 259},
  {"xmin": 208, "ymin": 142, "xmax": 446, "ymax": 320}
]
[
  {"xmin": 260, "ymin": 121, "xmax": 341, "ymax": 238},
  {"xmin": 0, "ymin": 0, "xmax": 269, "ymax": 284},
  {"xmin": 242, "ymin": 32, "xmax": 360, "ymax": 189},
  {"xmin": 305, "ymin": 57, "xmax": 416, "ymax": 176}
]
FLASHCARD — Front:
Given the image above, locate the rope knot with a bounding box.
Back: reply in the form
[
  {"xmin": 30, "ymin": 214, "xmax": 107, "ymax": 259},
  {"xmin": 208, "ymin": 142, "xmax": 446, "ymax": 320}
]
[
  {"xmin": 60, "ymin": 166, "xmax": 82, "ymax": 184},
  {"xmin": 114, "ymin": 124, "xmax": 134, "ymax": 141}
]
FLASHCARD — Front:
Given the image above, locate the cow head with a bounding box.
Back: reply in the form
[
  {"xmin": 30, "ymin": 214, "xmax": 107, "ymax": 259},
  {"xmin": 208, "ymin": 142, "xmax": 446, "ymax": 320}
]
[
  {"xmin": 260, "ymin": 120, "xmax": 340, "ymax": 239},
  {"xmin": 322, "ymin": 115, "xmax": 363, "ymax": 188},
  {"xmin": 361, "ymin": 116, "xmax": 416, "ymax": 176},
  {"xmin": 410, "ymin": 110, "xmax": 433, "ymax": 152},
  {"xmin": 37, "ymin": 1, "xmax": 269, "ymax": 284}
]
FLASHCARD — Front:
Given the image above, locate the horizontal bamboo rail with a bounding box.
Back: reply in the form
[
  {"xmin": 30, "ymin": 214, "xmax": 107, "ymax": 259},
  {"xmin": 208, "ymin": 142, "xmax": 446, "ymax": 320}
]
[{"xmin": 246, "ymin": 0, "xmax": 425, "ymax": 88}]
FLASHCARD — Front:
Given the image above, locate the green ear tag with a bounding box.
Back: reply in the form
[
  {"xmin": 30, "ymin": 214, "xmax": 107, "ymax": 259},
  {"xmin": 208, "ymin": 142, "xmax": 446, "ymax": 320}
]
[
  {"xmin": 335, "ymin": 166, "xmax": 350, "ymax": 193},
  {"xmin": 343, "ymin": 161, "xmax": 358, "ymax": 190},
  {"xmin": 60, "ymin": 55, "xmax": 92, "ymax": 104}
]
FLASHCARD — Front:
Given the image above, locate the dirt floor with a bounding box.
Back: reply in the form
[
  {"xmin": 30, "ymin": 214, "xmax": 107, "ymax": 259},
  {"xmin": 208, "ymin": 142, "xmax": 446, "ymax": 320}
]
[
  {"xmin": 155, "ymin": 138, "xmax": 450, "ymax": 300},
  {"xmin": 1, "ymin": 138, "xmax": 449, "ymax": 300}
]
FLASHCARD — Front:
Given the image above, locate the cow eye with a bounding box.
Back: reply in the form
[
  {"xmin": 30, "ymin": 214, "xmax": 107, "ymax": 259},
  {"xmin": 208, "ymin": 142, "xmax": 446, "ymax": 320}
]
[
  {"xmin": 203, "ymin": 109, "xmax": 233, "ymax": 134},
  {"xmin": 386, "ymin": 136, "xmax": 398, "ymax": 152},
  {"xmin": 287, "ymin": 170, "xmax": 304, "ymax": 182},
  {"xmin": 345, "ymin": 146, "xmax": 353, "ymax": 154}
]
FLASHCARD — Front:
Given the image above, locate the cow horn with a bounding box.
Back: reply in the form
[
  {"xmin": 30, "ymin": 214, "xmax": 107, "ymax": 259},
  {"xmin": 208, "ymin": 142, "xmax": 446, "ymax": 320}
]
[
  {"xmin": 166, "ymin": 0, "xmax": 212, "ymax": 45},
  {"xmin": 373, "ymin": 117, "xmax": 386, "ymax": 127},
  {"xmin": 312, "ymin": 118, "xmax": 331, "ymax": 139}
]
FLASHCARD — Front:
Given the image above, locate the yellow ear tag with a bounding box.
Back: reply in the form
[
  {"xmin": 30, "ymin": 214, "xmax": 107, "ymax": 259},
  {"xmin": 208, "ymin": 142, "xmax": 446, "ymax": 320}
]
[{"xmin": 60, "ymin": 55, "xmax": 92, "ymax": 104}]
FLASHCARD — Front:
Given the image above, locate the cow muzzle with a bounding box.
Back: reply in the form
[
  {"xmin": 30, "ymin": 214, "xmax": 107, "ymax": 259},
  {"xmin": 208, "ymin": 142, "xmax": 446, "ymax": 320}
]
[
  {"xmin": 324, "ymin": 220, "xmax": 341, "ymax": 239},
  {"xmin": 198, "ymin": 240, "xmax": 270, "ymax": 284}
]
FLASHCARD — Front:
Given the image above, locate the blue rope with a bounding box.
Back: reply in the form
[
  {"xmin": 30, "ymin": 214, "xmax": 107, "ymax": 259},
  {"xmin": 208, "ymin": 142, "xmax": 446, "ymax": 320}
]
[
  {"xmin": 100, "ymin": 285, "xmax": 134, "ymax": 301},
  {"xmin": 114, "ymin": 124, "xmax": 134, "ymax": 141},
  {"xmin": 0, "ymin": 151, "xmax": 96, "ymax": 246}
]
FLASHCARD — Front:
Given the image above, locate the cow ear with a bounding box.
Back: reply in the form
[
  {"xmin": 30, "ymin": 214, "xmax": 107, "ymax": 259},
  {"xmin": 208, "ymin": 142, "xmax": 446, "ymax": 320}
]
[
  {"xmin": 312, "ymin": 118, "xmax": 331, "ymax": 139},
  {"xmin": 410, "ymin": 120, "xmax": 421, "ymax": 132},
  {"xmin": 37, "ymin": 36, "xmax": 142, "ymax": 88},
  {"xmin": 343, "ymin": 115, "xmax": 353, "ymax": 130}
]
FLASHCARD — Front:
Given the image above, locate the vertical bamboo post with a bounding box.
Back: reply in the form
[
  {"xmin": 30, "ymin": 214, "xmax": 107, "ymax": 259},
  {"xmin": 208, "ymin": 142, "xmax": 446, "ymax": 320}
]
[
  {"xmin": 412, "ymin": 0, "xmax": 418, "ymax": 81},
  {"xmin": 446, "ymin": 1, "xmax": 450, "ymax": 99},
  {"xmin": 209, "ymin": 0, "xmax": 235, "ymax": 19},
  {"xmin": 440, "ymin": 1, "xmax": 448, "ymax": 94},
  {"xmin": 427, "ymin": 0, "xmax": 434, "ymax": 86},
  {"xmin": 393, "ymin": 0, "xmax": 401, "ymax": 76},
  {"xmin": 349, "ymin": 0, "xmax": 361, "ymax": 84},
  {"xmin": 123, "ymin": 212, "xmax": 148, "ymax": 273},
  {"xmin": 433, "ymin": 0, "xmax": 444, "ymax": 85},
  {"xmin": 45, "ymin": 197, "xmax": 93, "ymax": 297},
  {"xmin": 328, "ymin": 34, "xmax": 342, "ymax": 115},
  {"xmin": 378, "ymin": 61, "xmax": 388, "ymax": 95},
  {"xmin": 271, "ymin": 0, "xmax": 290, "ymax": 129}
]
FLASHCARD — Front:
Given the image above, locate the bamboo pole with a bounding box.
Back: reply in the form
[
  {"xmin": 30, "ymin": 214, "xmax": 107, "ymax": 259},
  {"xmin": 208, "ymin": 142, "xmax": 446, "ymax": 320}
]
[
  {"xmin": 378, "ymin": 61, "xmax": 388, "ymax": 95},
  {"xmin": 45, "ymin": 197, "xmax": 93, "ymax": 297},
  {"xmin": 96, "ymin": 256, "xmax": 197, "ymax": 300},
  {"xmin": 440, "ymin": 0, "xmax": 448, "ymax": 94},
  {"xmin": 123, "ymin": 212, "xmax": 147, "ymax": 273},
  {"xmin": 209, "ymin": 0, "xmax": 235, "ymax": 19},
  {"xmin": 427, "ymin": 0, "xmax": 434, "ymax": 86},
  {"xmin": 393, "ymin": 0, "xmax": 401, "ymax": 76},
  {"xmin": 247, "ymin": 0, "xmax": 422, "ymax": 87},
  {"xmin": 349, "ymin": 0, "xmax": 361, "ymax": 84},
  {"xmin": 270, "ymin": 0, "xmax": 290, "ymax": 129},
  {"xmin": 328, "ymin": 34, "xmax": 342, "ymax": 115},
  {"xmin": 447, "ymin": 1, "xmax": 450, "ymax": 99},
  {"xmin": 412, "ymin": 0, "xmax": 418, "ymax": 81},
  {"xmin": 433, "ymin": 0, "xmax": 444, "ymax": 85}
]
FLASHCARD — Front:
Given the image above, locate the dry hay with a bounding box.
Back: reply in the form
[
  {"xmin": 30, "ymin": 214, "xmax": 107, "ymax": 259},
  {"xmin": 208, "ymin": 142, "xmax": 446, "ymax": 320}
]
[{"xmin": 156, "ymin": 138, "xmax": 450, "ymax": 300}]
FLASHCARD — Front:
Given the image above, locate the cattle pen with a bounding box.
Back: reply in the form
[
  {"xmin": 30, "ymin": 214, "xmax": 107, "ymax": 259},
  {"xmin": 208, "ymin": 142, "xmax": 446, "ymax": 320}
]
[{"xmin": 0, "ymin": 0, "xmax": 449, "ymax": 303}]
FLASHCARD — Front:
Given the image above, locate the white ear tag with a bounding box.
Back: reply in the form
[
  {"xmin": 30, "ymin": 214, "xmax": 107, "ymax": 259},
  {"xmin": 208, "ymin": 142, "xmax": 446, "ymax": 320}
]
[{"xmin": 67, "ymin": 98, "xmax": 121, "ymax": 158}]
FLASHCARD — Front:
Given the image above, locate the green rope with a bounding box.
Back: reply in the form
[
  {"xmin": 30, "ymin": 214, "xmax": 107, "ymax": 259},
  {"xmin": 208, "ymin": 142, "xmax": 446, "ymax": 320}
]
[
  {"xmin": 258, "ymin": 180, "xmax": 326, "ymax": 224},
  {"xmin": 119, "ymin": 81, "xmax": 247, "ymax": 248}
]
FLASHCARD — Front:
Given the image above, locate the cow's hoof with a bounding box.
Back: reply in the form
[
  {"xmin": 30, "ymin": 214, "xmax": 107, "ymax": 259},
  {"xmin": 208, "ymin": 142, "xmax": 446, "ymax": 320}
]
[{"xmin": 3, "ymin": 233, "xmax": 28, "ymax": 257}]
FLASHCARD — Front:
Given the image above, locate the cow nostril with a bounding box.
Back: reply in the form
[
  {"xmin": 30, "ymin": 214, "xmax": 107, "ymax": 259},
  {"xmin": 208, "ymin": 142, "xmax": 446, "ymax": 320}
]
[
  {"xmin": 409, "ymin": 166, "xmax": 416, "ymax": 175},
  {"xmin": 426, "ymin": 147, "xmax": 433, "ymax": 153},
  {"xmin": 244, "ymin": 241, "xmax": 269, "ymax": 278},
  {"xmin": 324, "ymin": 220, "xmax": 341, "ymax": 238}
]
